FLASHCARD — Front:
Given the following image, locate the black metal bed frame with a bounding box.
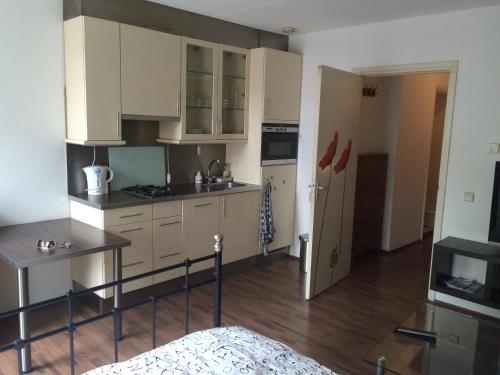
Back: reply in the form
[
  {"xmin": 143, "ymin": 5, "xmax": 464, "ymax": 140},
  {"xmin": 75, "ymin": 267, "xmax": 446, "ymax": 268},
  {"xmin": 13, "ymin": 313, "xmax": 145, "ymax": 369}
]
[{"xmin": 0, "ymin": 234, "xmax": 223, "ymax": 375}]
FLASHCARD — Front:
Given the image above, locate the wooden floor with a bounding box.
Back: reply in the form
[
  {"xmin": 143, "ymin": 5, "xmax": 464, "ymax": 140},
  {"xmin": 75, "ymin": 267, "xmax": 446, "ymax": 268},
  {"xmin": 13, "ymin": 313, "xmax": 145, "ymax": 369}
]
[{"xmin": 0, "ymin": 237, "xmax": 433, "ymax": 375}]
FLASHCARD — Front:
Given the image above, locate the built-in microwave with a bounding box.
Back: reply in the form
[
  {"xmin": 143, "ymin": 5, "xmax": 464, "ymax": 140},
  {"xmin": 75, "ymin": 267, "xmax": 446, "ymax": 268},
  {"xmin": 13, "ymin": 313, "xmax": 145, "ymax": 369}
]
[{"xmin": 261, "ymin": 123, "xmax": 299, "ymax": 166}]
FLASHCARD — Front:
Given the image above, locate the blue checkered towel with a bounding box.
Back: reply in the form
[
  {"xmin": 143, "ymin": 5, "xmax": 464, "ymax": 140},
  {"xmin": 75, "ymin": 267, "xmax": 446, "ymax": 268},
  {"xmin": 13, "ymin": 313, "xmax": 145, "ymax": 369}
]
[{"xmin": 260, "ymin": 180, "xmax": 276, "ymax": 256}]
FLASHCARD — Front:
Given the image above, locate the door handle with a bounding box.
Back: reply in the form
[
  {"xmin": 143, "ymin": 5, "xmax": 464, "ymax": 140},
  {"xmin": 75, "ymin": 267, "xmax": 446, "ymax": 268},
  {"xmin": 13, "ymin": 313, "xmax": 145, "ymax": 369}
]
[
  {"xmin": 308, "ymin": 184, "xmax": 327, "ymax": 190},
  {"xmin": 308, "ymin": 183, "xmax": 327, "ymax": 202}
]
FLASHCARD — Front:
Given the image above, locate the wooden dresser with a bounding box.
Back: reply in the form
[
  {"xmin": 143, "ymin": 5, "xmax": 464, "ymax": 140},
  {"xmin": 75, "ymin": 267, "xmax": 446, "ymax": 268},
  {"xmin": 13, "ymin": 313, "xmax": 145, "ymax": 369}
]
[{"xmin": 352, "ymin": 153, "xmax": 388, "ymax": 257}]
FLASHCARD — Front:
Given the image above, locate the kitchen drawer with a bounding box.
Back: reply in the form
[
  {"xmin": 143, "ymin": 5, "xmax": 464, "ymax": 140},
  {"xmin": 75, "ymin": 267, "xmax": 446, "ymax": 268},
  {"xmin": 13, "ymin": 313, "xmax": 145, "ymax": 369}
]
[
  {"xmin": 103, "ymin": 204, "xmax": 152, "ymax": 227},
  {"xmin": 153, "ymin": 201, "xmax": 182, "ymax": 219},
  {"xmin": 103, "ymin": 254, "xmax": 153, "ymax": 296},
  {"xmin": 153, "ymin": 216, "xmax": 182, "ymax": 252},
  {"xmin": 153, "ymin": 249, "xmax": 182, "ymax": 284},
  {"xmin": 104, "ymin": 221, "xmax": 153, "ymax": 262}
]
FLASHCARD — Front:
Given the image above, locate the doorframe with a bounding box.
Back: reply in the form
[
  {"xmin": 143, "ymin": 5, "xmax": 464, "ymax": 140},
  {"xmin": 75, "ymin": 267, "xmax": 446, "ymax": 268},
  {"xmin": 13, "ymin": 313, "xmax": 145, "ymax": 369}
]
[{"xmin": 353, "ymin": 60, "xmax": 458, "ymax": 301}]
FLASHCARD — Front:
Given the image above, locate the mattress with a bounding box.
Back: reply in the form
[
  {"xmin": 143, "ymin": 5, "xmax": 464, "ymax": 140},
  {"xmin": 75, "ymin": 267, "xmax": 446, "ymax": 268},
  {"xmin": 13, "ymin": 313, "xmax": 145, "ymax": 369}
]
[{"xmin": 84, "ymin": 326, "xmax": 337, "ymax": 374}]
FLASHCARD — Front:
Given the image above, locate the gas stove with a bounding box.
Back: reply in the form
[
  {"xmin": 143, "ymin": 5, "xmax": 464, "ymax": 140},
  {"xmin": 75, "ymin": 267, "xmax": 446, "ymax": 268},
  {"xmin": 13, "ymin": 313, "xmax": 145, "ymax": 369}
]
[{"xmin": 122, "ymin": 185, "xmax": 176, "ymax": 199}]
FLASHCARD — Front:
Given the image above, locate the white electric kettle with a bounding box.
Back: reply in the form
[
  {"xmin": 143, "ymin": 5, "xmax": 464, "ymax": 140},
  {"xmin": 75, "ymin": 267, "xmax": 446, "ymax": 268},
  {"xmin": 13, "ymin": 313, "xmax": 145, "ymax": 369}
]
[{"xmin": 83, "ymin": 165, "xmax": 114, "ymax": 195}]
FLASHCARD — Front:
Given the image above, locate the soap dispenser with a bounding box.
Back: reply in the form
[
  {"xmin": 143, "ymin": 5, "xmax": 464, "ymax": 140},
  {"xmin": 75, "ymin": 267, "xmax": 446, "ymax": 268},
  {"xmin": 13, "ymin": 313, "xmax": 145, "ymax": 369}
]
[{"xmin": 195, "ymin": 171, "xmax": 203, "ymax": 184}]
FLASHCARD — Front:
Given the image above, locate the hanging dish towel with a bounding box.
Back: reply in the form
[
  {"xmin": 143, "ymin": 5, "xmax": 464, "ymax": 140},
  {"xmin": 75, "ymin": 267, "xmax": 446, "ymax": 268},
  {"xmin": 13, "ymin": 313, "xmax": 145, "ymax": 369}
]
[{"xmin": 260, "ymin": 180, "xmax": 276, "ymax": 256}]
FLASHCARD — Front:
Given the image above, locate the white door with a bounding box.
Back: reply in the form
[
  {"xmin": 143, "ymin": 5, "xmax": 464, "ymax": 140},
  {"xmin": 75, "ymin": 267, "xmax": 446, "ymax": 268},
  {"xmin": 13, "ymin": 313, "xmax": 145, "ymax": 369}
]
[{"xmin": 306, "ymin": 66, "xmax": 362, "ymax": 299}]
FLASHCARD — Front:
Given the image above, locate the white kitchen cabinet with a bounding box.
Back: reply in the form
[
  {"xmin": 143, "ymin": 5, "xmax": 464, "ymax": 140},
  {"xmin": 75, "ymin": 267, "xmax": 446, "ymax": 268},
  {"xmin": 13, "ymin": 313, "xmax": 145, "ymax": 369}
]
[
  {"xmin": 120, "ymin": 24, "xmax": 181, "ymax": 118},
  {"xmin": 64, "ymin": 16, "xmax": 124, "ymax": 146},
  {"xmin": 216, "ymin": 44, "xmax": 249, "ymax": 140},
  {"xmin": 158, "ymin": 39, "xmax": 249, "ymax": 144},
  {"xmin": 153, "ymin": 216, "xmax": 182, "ymax": 252},
  {"xmin": 182, "ymin": 196, "xmax": 221, "ymax": 272},
  {"xmin": 103, "ymin": 254, "xmax": 153, "ymax": 297},
  {"xmin": 261, "ymin": 164, "xmax": 297, "ymax": 251},
  {"xmin": 220, "ymin": 191, "xmax": 260, "ymax": 264},
  {"xmin": 153, "ymin": 250, "xmax": 182, "ymax": 284},
  {"xmin": 104, "ymin": 221, "xmax": 153, "ymax": 262},
  {"xmin": 252, "ymin": 48, "xmax": 302, "ymax": 123}
]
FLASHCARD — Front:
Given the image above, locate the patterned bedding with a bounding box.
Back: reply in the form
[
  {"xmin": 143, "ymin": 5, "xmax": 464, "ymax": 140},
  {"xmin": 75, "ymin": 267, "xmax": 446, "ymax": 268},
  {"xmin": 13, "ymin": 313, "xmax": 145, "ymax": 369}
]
[{"xmin": 84, "ymin": 326, "xmax": 337, "ymax": 374}]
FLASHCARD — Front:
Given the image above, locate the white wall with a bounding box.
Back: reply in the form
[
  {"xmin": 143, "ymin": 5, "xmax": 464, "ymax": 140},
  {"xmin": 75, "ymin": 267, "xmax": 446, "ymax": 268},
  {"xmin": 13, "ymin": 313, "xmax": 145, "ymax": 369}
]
[
  {"xmin": 389, "ymin": 73, "xmax": 448, "ymax": 250},
  {"xmin": 290, "ymin": 5, "xmax": 500, "ymax": 317},
  {"xmin": 0, "ymin": 1, "xmax": 70, "ymax": 310},
  {"xmin": 359, "ymin": 76, "xmax": 401, "ymax": 250}
]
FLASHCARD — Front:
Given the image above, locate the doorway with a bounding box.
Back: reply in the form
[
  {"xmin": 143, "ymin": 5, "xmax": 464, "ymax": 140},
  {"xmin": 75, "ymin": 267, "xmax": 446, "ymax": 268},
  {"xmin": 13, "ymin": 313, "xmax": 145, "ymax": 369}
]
[
  {"xmin": 352, "ymin": 72, "xmax": 449, "ymax": 258},
  {"xmin": 305, "ymin": 62, "xmax": 457, "ymax": 300}
]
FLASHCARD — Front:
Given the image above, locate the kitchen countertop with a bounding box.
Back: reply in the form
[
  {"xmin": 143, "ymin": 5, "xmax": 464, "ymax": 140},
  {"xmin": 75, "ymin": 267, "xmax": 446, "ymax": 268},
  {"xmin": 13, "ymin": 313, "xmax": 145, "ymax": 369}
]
[{"xmin": 69, "ymin": 182, "xmax": 262, "ymax": 210}]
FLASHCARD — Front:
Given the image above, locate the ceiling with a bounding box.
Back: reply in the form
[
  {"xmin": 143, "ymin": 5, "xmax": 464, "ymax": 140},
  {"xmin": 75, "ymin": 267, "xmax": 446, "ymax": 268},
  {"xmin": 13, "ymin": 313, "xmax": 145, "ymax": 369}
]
[{"xmin": 149, "ymin": 0, "xmax": 500, "ymax": 34}]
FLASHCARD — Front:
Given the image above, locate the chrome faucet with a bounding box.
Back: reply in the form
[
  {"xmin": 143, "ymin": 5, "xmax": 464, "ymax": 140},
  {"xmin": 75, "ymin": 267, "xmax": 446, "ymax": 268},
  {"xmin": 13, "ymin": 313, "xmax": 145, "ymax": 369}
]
[{"xmin": 207, "ymin": 159, "xmax": 221, "ymax": 183}]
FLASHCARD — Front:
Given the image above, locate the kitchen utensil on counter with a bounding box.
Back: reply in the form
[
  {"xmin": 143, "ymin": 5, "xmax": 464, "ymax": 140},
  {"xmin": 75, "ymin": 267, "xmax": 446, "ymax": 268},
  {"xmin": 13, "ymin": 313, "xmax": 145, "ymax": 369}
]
[{"xmin": 83, "ymin": 165, "xmax": 114, "ymax": 195}]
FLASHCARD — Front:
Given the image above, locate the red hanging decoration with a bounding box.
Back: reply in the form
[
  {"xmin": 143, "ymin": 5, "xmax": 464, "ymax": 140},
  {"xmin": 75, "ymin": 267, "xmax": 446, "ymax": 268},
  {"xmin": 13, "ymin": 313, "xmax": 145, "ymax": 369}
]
[
  {"xmin": 318, "ymin": 131, "xmax": 339, "ymax": 170},
  {"xmin": 334, "ymin": 139, "xmax": 352, "ymax": 174}
]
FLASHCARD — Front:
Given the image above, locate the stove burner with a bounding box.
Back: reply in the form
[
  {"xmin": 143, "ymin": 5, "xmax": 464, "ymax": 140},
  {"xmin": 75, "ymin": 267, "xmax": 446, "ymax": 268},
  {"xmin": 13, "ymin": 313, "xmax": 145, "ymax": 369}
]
[{"xmin": 123, "ymin": 185, "xmax": 176, "ymax": 199}]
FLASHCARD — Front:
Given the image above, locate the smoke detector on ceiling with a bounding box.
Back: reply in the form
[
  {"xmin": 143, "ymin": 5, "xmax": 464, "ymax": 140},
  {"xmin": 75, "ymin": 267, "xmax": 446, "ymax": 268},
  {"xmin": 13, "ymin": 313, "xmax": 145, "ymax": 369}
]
[{"xmin": 281, "ymin": 26, "xmax": 297, "ymax": 34}]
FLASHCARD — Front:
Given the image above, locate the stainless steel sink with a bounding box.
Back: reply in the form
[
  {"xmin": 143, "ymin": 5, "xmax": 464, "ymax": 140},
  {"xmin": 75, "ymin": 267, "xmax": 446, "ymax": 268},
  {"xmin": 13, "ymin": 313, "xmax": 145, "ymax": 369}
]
[{"xmin": 202, "ymin": 182, "xmax": 246, "ymax": 191}]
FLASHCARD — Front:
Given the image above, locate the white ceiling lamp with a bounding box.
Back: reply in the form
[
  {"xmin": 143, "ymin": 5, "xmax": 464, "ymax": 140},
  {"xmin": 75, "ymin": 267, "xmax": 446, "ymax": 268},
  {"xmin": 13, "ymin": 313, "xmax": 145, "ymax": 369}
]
[{"xmin": 281, "ymin": 26, "xmax": 298, "ymax": 34}]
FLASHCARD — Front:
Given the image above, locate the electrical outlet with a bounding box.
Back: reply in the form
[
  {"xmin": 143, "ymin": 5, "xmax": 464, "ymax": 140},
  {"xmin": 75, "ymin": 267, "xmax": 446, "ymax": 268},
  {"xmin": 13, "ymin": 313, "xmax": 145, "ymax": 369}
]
[{"xmin": 464, "ymin": 192, "xmax": 475, "ymax": 202}]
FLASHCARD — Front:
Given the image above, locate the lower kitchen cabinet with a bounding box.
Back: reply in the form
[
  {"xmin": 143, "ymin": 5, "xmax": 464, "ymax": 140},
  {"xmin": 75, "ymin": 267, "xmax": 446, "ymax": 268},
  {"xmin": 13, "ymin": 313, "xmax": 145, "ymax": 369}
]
[
  {"xmin": 103, "ymin": 254, "xmax": 153, "ymax": 297},
  {"xmin": 220, "ymin": 191, "xmax": 260, "ymax": 264},
  {"xmin": 104, "ymin": 221, "xmax": 153, "ymax": 262},
  {"xmin": 153, "ymin": 249, "xmax": 182, "ymax": 284},
  {"xmin": 153, "ymin": 216, "xmax": 182, "ymax": 252},
  {"xmin": 261, "ymin": 165, "xmax": 297, "ymax": 251},
  {"xmin": 70, "ymin": 190, "xmax": 260, "ymax": 298},
  {"xmin": 183, "ymin": 196, "xmax": 221, "ymax": 273}
]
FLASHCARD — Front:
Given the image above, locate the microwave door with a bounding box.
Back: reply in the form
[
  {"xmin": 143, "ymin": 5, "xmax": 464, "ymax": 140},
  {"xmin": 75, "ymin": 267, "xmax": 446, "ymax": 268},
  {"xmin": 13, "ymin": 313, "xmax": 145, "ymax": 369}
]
[{"xmin": 261, "ymin": 132, "xmax": 298, "ymax": 165}]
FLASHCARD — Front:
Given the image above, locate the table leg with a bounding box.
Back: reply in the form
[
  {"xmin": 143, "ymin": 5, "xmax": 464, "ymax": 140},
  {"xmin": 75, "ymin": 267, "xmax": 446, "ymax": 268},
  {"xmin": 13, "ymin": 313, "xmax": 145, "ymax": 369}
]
[
  {"xmin": 113, "ymin": 248, "xmax": 122, "ymax": 341},
  {"xmin": 376, "ymin": 356, "xmax": 385, "ymax": 375},
  {"xmin": 18, "ymin": 267, "xmax": 31, "ymax": 373}
]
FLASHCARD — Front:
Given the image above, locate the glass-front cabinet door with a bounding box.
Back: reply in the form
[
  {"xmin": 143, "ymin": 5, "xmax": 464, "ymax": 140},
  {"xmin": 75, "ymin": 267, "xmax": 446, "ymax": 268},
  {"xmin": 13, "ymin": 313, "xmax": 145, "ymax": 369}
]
[
  {"xmin": 182, "ymin": 38, "xmax": 218, "ymax": 140},
  {"xmin": 217, "ymin": 45, "xmax": 249, "ymax": 140}
]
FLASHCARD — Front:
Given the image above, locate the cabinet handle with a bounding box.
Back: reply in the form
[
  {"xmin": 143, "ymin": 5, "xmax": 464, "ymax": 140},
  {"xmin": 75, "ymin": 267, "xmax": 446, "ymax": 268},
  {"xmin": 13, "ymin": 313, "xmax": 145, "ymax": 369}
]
[
  {"xmin": 159, "ymin": 252, "xmax": 180, "ymax": 260},
  {"xmin": 123, "ymin": 261, "xmax": 143, "ymax": 269},
  {"xmin": 116, "ymin": 111, "xmax": 122, "ymax": 139},
  {"xmin": 222, "ymin": 198, "xmax": 226, "ymax": 218},
  {"xmin": 159, "ymin": 221, "xmax": 180, "ymax": 227},
  {"xmin": 119, "ymin": 213, "xmax": 143, "ymax": 219},
  {"xmin": 119, "ymin": 227, "xmax": 143, "ymax": 234},
  {"xmin": 176, "ymin": 91, "xmax": 180, "ymax": 116},
  {"xmin": 264, "ymin": 97, "xmax": 271, "ymax": 115},
  {"xmin": 195, "ymin": 203, "xmax": 213, "ymax": 208}
]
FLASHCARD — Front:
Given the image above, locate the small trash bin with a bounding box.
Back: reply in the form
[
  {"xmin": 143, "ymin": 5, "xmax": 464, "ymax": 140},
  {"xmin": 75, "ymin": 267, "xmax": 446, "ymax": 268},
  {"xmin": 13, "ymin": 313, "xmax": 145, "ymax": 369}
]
[{"xmin": 299, "ymin": 233, "xmax": 309, "ymax": 273}]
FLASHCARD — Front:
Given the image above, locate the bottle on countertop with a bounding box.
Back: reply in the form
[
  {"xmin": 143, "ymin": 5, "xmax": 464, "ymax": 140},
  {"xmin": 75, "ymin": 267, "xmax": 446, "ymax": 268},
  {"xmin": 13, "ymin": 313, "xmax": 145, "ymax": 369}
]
[
  {"xmin": 223, "ymin": 163, "xmax": 231, "ymax": 177},
  {"xmin": 195, "ymin": 171, "xmax": 203, "ymax": 184}
]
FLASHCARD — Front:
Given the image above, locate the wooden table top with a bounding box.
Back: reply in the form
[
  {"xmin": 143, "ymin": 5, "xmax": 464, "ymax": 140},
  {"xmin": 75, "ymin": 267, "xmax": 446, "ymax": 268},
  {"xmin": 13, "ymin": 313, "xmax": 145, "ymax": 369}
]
[{"xmin": 0, "ymin": 218, "xmax": 130, "ymax": 269}]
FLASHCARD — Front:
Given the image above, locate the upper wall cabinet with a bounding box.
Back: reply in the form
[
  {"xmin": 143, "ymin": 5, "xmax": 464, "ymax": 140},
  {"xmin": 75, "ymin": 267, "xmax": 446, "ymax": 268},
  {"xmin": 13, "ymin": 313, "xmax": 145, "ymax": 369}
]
[
  {"xmin": 259, "ymin": 48, "xmax": 302, "ymax": 123},
  {"xmin": 217, "ymin": 44, "xmax": 250, "ymax": 140},
  {"xmin": 64, "ymin": 16, "xmax": 124, "ymax": 145},
  {"xmin": 120, "ymin": 24, "xmax": 181, "ymax": 119},
  {"xmin": 158, "ymin": 38, "xmax": 249, "ymax": 144}
]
